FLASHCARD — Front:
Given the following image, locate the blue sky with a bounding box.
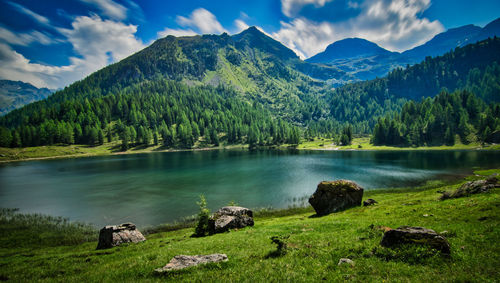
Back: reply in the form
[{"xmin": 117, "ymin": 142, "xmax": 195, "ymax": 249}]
[{"xmin": 0, "ymin": 0, "xmax": 498, "ymax": 89}]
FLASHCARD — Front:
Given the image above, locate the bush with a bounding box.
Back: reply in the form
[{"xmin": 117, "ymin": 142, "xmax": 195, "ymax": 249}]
[{"xmin": 193, "ymin": 195, "xmax": 211, "ymax": 237}]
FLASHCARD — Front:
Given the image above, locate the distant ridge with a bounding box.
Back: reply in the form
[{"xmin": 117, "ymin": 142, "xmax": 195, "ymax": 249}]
[
  {"xmin": 0, "ymin": 80, "xmax": 52, "ymax": 115},
  {"xmin": 306, "ymin": 17, "xmax": 500, "ymax": 82}
]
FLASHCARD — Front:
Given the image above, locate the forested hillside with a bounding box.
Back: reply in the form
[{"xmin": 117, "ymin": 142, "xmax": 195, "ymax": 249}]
[
  {"xmin": 0, "ymin": 31, "xmax": 499, "ymax": 149},
  {"xmin": 372, "ymin": 90, "xmax": 500, "ymax": 146},
  {"xmin": 318, "ymin": 37, "xmax": 500, "ymax": 135},
  {"xmin": 0, "ymin": 80, "xmax": 300, "ymax": 148}
]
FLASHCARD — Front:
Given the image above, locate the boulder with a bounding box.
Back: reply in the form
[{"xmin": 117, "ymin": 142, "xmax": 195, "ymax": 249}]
[
  {"xmin": 308, "ymin": 180, "xmax": 364, "ymax": 215},
  {"xmin": 380, "ymin": 226, "xmax": 450, "ymax": 254},
  {"xmin": 439, "ymin": 176, "xmax": 499, "ymax": 200},
  {"xmin": 363, "ymin": 198, "xmax": 377, "ymax": 206},
  {"xmin": 209, "ymin": 206, "xmax": 254, "ymax": 234},
  {"xmin": 155, "ymin": 254, "xmax": 228, "ymax": 273},
  {"xmin": 96, "ymin": 222, "xmax": 145, "ymax": 250}
]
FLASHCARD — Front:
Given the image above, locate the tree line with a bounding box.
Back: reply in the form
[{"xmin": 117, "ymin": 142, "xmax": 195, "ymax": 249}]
[
  {"xmin": 372, "ymin": 90, "xmax": 500, "ymax": 146},
  {"xmin": 0, "ymin": 80, "xmax": 301, "ymax": 148}
]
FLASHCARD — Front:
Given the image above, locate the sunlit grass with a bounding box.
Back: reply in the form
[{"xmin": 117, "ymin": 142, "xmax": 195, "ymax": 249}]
[
  {"xmin": 298, "ymin": 137, "xmax": 497, "ymax": 151},
  {"xmin": 1, "ymin": 171, "xmax": 499, "ymax": 281}
]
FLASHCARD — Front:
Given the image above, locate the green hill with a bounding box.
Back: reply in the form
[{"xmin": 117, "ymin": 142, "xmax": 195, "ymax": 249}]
[{"xmin": 1, "ymin": 32, "xmax": 499, "ymax": 148}]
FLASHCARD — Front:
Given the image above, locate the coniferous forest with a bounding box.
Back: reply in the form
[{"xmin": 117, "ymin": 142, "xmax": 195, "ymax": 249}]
[{"xmin": 0, "ymin": 33, "xmax": 499, "ymax": 149}]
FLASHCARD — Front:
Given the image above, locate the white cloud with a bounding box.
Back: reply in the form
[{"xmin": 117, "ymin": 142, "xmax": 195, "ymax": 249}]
[
  {"xmin": 273, "ymin": 0, "xmax": 444, "ymax": 58},
  {"xmin": 6, "ymin": 1, "xmax": 50, "ymax": 26},
  {"xmin": 157, "ymin": 8, "xmax": 227, "ymax": 38},
  {"xmin": 0, "ymin": 27, "xmax": 55, "ymax": 46},
  {"xmin": 79, "ymin": 0, "xmax": 127, "ymax": 20},
  {"xmin": 59, "ymin": 15, "xmax": 144, "ymax": 63},
  {"xmin": 0, "ymin": 43, "xmax": 77, "ymax": 88},
  {"xmin": 234, "ymin": 20, "xmax": 250, "ymax": 33},
  {"xmin": 0, "ymin": 15, "xmax": 145, "ymax": 89},
  {"xmin": 177, "ymin": 8, "xmax": 227, "ymax": 34},
  {"xmin": 281, "ymin": 0, "xmax": 333, "ymax": 17},
  {"xmin": 157, "ymin": 28, "xmax": 197, "ymax": 38}
]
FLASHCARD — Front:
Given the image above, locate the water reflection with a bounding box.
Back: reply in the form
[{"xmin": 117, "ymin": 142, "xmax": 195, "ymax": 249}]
[{"xmin": 0, "ymin": 149, "xmax": 499, "ymax": 227}]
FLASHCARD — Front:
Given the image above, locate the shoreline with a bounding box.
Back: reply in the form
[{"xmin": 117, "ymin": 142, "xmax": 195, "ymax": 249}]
[
  {"xmin": 1, "ymin": 141, "xmax": 499, "ymax": 163},
  {"xmin": 0, "ymin": 144, "xmax": 248, "ymax": 163}
]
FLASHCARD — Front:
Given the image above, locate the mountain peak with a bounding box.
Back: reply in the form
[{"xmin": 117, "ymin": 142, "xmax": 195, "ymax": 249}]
[
  {"xmin": 307, "ymin": 37, "xmax": 393, "ymax": 64},
  {"xmin": 232, "ymin": 26, "xmax": 298, "ymax": 60}
]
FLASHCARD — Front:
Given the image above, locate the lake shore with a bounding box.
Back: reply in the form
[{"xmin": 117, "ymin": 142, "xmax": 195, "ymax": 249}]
[
  {"xmin": 1, "ymin": 137, "xmax": 499, "ymax": 163},
  {"xmin": 1, "ymin": 168, "xmax": 499, "ymax": 281}
]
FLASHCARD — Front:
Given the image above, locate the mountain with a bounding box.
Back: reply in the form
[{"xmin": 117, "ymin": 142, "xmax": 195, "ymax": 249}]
[
  {"xmin": 1, "ymin": 30, "xmax": 499, "ymax": 148},
  {"xmin": 307, "ymin": 38, "xmax": 395, "ymax": 64},
  {"xmin": 478, "ymin": 17, "xmax": 500, "ymax": 38},
  {"xmin": 320, "ymin": 37, "xmax": 500, "ymax": 135},
  {"xmin": 41, "ymin": 27, "xmax": 348, "ymax": 118},
  {"xmin": 308, "ymin": 17, "xmax": 500, "ymax": 83},
  {"xmin": 0, "ymin": 27, "xmax": 343, "ymax": 147},
  {"xmin": 306, "ymin": 38, "xmax": 399, "ymax": 81},
  {"xmin": 401, "ymin": 24, "xmax": 482, "ymax": 61},
  {"xmin": 0, "ymin": 80, "xmax": 52, "ymax": 116}
]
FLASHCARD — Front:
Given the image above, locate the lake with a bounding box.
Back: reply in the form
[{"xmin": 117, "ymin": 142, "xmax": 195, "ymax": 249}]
[{"xmin": 1, "ymin": 149, "xmax": 499, "ymax": 227}]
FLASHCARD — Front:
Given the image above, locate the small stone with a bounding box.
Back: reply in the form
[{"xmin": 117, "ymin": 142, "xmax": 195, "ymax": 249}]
[
  {"xmin": 338, "ymin": 258, "xmax": 355, "ymax": 266},
  {"xmin": 155, "ymin": 254, "xmax": 228, "ymax": 272},
  {"xmin": 363, "ymin": 199, "xmax": 377, "ymax": 206}
]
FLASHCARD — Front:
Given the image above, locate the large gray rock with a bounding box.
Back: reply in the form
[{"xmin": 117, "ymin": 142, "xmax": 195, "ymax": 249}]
[
  {"xmin": 209, "ymin": 206, "xmax": 254, "ymax": 234},
  {"xmin": 380, "ymin": 226, "xmax": 450, "ymax": 254},
  {"xmin": 155, "ymin": 254, "xmax": 228, "ymax": 273},
  {"xmin": 308, "ymin": 180, "xmax": 364, "ymax": 215},
  {"xmin": 96, "ymin": 222, "xmax": 145, "ymax": 250},
  {"xmin": 440, "ymin": 176, "xmax": 499, "ymax": 200}
]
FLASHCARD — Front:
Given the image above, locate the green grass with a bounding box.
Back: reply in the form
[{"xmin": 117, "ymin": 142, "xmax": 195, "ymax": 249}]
[
  {"xmin": 2, "ymin": 136, "xmax": 497, "ymax": 163},
  {"xmin": 298, "ymin": 137, "xmax": 499, "ymax": 151},
  {"xmin": 1, "ymin": 170, "xmax": 499, "ymax": 282},
  {"xmin": 0, "ymin": 142, "xmax": 248, "ymax": 162}
]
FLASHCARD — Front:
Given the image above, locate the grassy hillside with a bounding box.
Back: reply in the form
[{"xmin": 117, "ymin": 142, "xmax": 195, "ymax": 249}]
[{"xmin": 1, "ymin": 170, "xmax": 499, "ymax": 281}]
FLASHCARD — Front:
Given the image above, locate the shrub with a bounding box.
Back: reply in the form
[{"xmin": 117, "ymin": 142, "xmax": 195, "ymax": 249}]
[{"xmin": 193, "ymin": 195, "xmax": 211, "ymax": 237}]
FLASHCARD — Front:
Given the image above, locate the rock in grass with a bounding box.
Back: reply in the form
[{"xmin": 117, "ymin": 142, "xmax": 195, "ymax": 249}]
[
  {"xmin": 380, "ymin": 226, "xmax": 450, "ymax": 254},
  {"xmin": 338, "ymin": 258, "xmax": 355, "ymax": 266},
  {"xmin": 209, "ymin": 206, "xmax": 254, "ymax": 234},
  {"xmin": 308, "ymin": 180, "xmax": 364, "ymax": 216},
  {"xmin": 155, "ymin": 254, "xmax": 228, "ymax": 273},
  {"xmin": 439, "ymin": 176, "xmax": 499, "ymax": 200},
  {"xmin": 96, "ymin": 222, "xmax": 145, "ymax": 250},
  {"xmin": 363, "ymin": 198, "xmax": 377, "ymax": 206}
]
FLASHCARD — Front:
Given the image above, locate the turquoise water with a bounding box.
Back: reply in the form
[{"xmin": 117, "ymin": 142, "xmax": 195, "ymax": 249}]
[{"xmin": 1, "ymin": 150, "xmax": 499, "ymax": 227}]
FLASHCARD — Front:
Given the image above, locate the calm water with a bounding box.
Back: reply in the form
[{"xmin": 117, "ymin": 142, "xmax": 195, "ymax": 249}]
[{"xmin": 1, "ymin": 150, "xmax": 499, "ymax": 227}]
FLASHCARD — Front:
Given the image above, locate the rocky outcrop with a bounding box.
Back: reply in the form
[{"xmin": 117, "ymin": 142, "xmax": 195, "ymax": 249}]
[
  {"xmin": 96, "ymin": 223, "xmax": 146, "ymax": 250},
  {"xmin": 308, "ymin": 180, "xmax": 364, "ymax": 215},
  {"xmin": 155, "ymin": 254, "xmax": 228, "ymax": 273},
  {"xmin": 439, "ymin": 176, "xmax": 499, "ymax": 200},
  {"xmin": 363, "ymin": 199, "xmax": 377, "ymax": 206},
  {"xmin": 380, "ymin": 226, "xmax": 450, "ymax": 253},
  {"xmin": 209, "ymin": 206, "xmax": 254, "ymax": 234}
]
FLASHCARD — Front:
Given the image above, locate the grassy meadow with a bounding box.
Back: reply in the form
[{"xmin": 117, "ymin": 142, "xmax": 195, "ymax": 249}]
[
  {"xmin": 0, "ymin": 169, "xmax": 499, "ymax": 282},
  {"xmin": 1, "ymin": 136, "xmax": 499, "ymax": 163}
]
